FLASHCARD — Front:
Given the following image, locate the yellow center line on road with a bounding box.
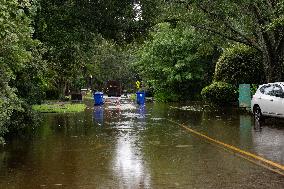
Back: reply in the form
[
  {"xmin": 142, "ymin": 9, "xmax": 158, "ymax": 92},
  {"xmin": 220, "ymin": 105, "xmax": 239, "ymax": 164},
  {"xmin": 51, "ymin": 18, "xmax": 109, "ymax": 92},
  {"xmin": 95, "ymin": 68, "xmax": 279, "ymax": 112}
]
[{"xmin": 167, "ymin": 119, "xmax": 284, "ymax": 176}]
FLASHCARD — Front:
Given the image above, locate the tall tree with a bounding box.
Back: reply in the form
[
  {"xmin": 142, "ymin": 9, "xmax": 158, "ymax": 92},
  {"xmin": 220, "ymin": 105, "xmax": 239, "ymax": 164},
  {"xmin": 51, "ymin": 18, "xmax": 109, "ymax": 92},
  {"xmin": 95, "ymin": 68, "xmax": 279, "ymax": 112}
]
[
  {"xmin": 136, "ymin": 23, "xmax": 217, "ymax": 101},
  {"xmin": 0, "ymin": 0, "xmax": 44, "ymax": 142},
  {"xmin": 167, "ymin": 0, "xmax": 284, "ymax": 82}
]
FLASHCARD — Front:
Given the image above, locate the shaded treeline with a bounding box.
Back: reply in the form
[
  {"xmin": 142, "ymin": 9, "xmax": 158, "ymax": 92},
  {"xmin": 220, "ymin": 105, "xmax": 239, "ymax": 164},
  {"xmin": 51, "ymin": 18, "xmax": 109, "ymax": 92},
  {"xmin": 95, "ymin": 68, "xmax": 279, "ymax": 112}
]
[{"xmin": 1, "ymin": 0, "xmax": 284, "ymax": 141}]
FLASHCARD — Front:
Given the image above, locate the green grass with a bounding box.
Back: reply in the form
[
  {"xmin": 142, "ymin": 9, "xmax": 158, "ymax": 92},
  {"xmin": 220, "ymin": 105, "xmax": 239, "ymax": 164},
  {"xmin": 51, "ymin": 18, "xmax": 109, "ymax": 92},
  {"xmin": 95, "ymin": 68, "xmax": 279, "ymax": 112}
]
[
  {"xmin": 32, "ymin": 102, "xmax": 86, "ymax": 113},
  {"xmin": 83, "ymin": 92, "xmax": 93, "ymax": 100},
  {"xmin": 130, "ymin": 93, "xmax": 136, "ymax": 101}
]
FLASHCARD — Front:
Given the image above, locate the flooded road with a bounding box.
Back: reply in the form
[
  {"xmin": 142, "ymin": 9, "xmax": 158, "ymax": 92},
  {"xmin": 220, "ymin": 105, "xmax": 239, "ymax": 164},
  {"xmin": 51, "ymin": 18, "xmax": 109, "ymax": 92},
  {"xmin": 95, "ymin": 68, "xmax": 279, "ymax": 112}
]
[{"xmin": 0, "ymin": 98, "xmax": 283, "ymax": 188}]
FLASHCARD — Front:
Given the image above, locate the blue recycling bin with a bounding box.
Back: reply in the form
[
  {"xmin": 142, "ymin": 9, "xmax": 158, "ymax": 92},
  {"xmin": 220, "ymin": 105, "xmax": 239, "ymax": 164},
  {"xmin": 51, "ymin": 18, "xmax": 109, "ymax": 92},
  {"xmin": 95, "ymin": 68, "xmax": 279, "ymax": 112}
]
[
  {"xmin": 136, "ymin": 92, "xmax": 145, "ymax": 105},
  {"xmin": 94, "ymin": 92, "xmax": 104, "ymax": 105}
]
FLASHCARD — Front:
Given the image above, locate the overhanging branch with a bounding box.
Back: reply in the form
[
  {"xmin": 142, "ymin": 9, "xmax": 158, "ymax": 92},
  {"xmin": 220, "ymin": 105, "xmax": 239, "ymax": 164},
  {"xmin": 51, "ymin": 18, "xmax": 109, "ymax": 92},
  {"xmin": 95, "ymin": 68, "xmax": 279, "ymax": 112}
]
[
  {"xmin": 194, "ymin": 4, "xmax": 262, "ymax": 50},
  {"xmin": 192, "ymin": 24, "xmax": 259, "ymax": 49}
]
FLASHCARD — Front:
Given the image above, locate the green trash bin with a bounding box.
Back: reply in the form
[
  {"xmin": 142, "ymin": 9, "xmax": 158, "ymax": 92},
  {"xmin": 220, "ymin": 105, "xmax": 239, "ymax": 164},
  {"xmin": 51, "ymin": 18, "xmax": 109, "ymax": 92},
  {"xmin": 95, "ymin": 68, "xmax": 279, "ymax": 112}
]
[{"xmin": 239, "ymin": 84, "xmax": 251, "ymax": 109}]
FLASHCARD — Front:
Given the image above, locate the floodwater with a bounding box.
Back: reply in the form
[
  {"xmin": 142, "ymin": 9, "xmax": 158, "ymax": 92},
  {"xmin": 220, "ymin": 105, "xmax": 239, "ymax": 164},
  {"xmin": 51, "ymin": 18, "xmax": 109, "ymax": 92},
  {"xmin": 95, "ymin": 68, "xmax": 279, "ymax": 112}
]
[{"xmin": 0, "ymin": 98, "xmax": 283, "ymax": 189}]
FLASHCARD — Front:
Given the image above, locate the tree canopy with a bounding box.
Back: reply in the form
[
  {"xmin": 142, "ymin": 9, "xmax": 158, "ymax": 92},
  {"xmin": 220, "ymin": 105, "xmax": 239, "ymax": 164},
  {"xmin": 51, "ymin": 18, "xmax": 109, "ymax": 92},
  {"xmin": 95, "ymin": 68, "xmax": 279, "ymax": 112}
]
[
  {"xmin": 165, "ymin": 0, "xmax": 284, "ymax": 82},
  {"xmin": 0, "ymin": 0, "xmax": 44, "ymax": 141},
  {"xmin": 135, "ymin": 23, "xmax": 217, "ymax": 101}
]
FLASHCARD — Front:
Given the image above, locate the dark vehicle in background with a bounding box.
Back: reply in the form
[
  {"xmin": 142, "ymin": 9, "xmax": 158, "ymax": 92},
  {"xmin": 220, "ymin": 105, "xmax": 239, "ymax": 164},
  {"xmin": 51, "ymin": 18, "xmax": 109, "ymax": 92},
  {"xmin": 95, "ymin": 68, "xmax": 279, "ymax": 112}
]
[{"xmin": 106, "ymin": 80, "xmax": 121, "ymax": 97}]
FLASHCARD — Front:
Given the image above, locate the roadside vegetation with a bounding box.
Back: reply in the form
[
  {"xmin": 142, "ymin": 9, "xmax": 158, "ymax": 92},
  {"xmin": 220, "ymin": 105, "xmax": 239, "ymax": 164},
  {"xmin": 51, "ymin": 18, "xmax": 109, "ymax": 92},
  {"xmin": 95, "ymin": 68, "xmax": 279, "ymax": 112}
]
[
  {"xmin": 1, "ymin": 0, "xmax": 284, "ymax": 143},
  {"xmin": 32, "ymin": 103, "xmax": 86, "ymax": 113}
]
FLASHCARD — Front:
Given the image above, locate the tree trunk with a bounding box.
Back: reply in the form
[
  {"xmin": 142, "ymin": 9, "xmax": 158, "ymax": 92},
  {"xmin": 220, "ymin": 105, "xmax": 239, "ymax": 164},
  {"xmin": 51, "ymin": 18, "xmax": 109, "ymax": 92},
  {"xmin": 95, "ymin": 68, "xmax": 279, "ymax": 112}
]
[
  {"xmin": 58, "ymin": 79, "xmax": 67, "ymax": 100},
  {"xmin": 263, "ymin": 51, "xmax": 283, "ymax": 83},
  {"xmin": 62, "ymin": 81, "xmax": 67, "ymax": 98}
]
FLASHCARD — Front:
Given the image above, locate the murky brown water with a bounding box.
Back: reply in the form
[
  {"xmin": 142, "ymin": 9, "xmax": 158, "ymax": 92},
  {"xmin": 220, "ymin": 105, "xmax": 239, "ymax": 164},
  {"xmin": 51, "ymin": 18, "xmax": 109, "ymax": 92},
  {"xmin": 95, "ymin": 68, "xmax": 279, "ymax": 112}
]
[{"xmin": 0, "ymin": 98, "xmax": 283, "ymax": 188}]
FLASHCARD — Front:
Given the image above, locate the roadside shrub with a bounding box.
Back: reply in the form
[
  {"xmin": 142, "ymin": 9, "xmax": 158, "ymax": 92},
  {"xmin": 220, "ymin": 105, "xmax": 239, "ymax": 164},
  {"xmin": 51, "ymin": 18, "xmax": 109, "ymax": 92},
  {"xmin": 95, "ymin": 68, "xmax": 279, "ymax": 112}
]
[
  {"xmin": 214, "ymin": 44, "xmax": 265, "ymax": 85},
  {"xmin": 201, "ymin": 82, "xmax": 237, "ymax": 104}
]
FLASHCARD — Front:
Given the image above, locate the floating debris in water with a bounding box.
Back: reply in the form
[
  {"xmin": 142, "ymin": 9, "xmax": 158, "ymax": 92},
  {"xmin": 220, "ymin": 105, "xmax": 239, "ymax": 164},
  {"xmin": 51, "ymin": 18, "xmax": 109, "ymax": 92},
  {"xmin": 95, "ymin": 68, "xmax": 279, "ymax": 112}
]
[
  {"xmin": 119, "ymin": 104, "xmax": 136, "ymax": 110},
  {"xmin": 149, "ymin": 141, "xmax": 160, "ymax": 145},
  {"xmin": 151, "ymin": 118, "xmax": 164, "ymax": 121},
  {"xmin": 175, "ymin": 145, "xmax": 191, "ymax": 148},
  {"xmin": 170, "ymin": 106, "xmax": 204, "ymax": 112},
  {"xmin": 105, "ymin": 106, "xmax": 118, "ymax": 110},
  {"xmin": 121, "ymin": 113, "xmax": 140, "ymax": 119},
  {"xmin": 170, "ymin": 105, "xmax": 219, "ymax": 112}
]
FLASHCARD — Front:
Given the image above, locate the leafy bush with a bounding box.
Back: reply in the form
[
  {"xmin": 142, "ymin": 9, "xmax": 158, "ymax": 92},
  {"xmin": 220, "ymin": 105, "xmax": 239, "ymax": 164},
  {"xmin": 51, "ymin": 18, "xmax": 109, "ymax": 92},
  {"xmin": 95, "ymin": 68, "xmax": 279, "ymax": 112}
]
[
  {"xmin": 251, "ymin": 84, "xmax": 259, "ymax": 95},
  {"xmin": 201, "ymin": 82, "xmax": 237, "ymax": 104},
  {"xmin": 0, "ymin": 74, "xmax": 21, "ymax": 144},
  {"xmin": 214, "ymin": 44, "xmax": 265, "ymax": 85}
]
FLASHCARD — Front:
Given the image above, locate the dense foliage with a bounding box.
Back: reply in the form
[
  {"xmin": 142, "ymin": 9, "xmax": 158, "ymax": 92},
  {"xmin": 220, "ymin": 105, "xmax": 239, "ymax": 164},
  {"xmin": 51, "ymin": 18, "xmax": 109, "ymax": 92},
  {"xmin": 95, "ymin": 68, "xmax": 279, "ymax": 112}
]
[
  {"xmin": 87, "ymin": 39, "xmax": 138, "ymax": 92},
  {"xmin": 165, "ymin": 0, "xmax": 284, "ymax": 82},
  {"xmin": 136, "ymin": 23, "xmax": 217, "ymax": 101},
  {"xmin": 34, "ymin": 0, "xmax": 160, "ymax": 98},
  {"xmin": 0, "ymin": 0, "xmax": 44, "ymax": 142},
  {"xmin": 201, "ymin": 82, "xmax": 237, "ymax": 105},
  {"xmin": 214, "ymin": 45, "xmax": 266, "ymax": 85}
]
